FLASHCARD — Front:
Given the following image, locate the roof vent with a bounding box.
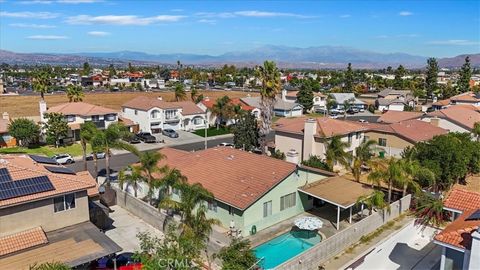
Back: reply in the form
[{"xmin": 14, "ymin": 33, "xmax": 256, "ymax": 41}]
[
  {"xmin": 157, "ymin": 96, "xmax": 163, "ymax": 101},
  {"xmin": 227, "ymin": 155, "xmax": 234, "ymax": 160}
]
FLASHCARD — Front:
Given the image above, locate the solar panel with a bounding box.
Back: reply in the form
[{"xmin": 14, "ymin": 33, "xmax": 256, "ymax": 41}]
[
  {"xmin": 44, "ymin": 166, "xmax": 76, "ymax": 175},
  {"xmin": 29, "ymin": 155, "xmax": 58, "ymax": 165},
  {"xmin": 466, "ymin": 209, "xmax": 480, "ymax": 221},
  {"xmin": 0, "ymin": 175, "xmax": 54, "ymax": 200},
  {"xmin": 0, "ymin": 168, "xmax": 12, "ymax": 183}
]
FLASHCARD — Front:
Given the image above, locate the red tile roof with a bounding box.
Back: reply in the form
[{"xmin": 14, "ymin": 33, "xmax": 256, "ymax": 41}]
[
  {"xmin": 47, "ymin": 102, "xmax": 117, "ymax": 116},
  {"xmin": 0, "ymin": 227, "xmax": 48, "ymax": 256},
  {"xmin": 450, "ymin": 91, "xmax": 480, "ymax": 103},
  {"xmin": 377, "ymin": 111, "xmax": 423, "ymax": 124},
  {"xmin": 387, "ymin": 119, "xmax": 448, "ymax": 143},
  {"xmin": 426, "ymin": 106, "xmax": 480, "ymax": 130},
  {"xmin": 435, "ymin": 209, "xmax": 480, "ymax": 250},
  {"xmin": 118, "ymin": 116, "xmax": 136, "ymax": 126},
  {"xmin": 122, "ymin": 96, "xmax": 180, "ymax": 111},
  {"xmin": 200, "ymin": 98, "xmax": 255, "ymax": 111},
  {"xmin": 0, "ymin": 155, "xmax": 97, "ymax": 208},
  {"xmin": 433, "ymin": 99, "xmax": 450, "ymax": 106},
  {"xmin": 274, "ymin": 117, "xmax": 366, "ymax": 138},
  {"xmin": 155, "ymin": 147, "xmax": 297, "ymax": 210},
  {"xmin": 169, "ymin": 101, "xmax": 205, "ymax": 115},
  {"xmin": 444, "ymin": 187, "xmax": 480, "ymax": 213}
]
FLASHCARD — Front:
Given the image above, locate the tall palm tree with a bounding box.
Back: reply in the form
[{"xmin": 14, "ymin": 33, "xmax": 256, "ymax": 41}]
[
  {"xmin": 66, "ymin": 85, "xmax": 84, "ymax": 102},
  {"xmin": 174, "ymin": 83, "xmax": 187, "ymax": 101},
  {"xmin": 397, "ymin": 158, "xmax": 423, "ymax": 197},
  {"xmin": 256, "ymin": 61, "xmax": 281, "ymax": 154},
  {"xmin": 325, "ymin": 136, "xmax": 352, "ymax": 171},
  {"xmin": 190, "ymin": 86, "xmax": 198, "ymax": 102},
  {"xmin": 118, "ymin": 165, "xmax": 145, "ymax": 198},
  {"xmin": 352, "ymin": 139, "xmax": 377, "ymax": 182},
  {"xmin": 473, "ymin": 122, "xmax": 480, "ymax": 142},
  {"xmin": 91, "ymin": 123, "xmax": 139, "ymax": 185},
  {"xmin": 356, "ymin": 190, "xmax": 389, "ymax": 216},
  {"xmin": 157, "ymin": 167, "xmax": 187, "ymax": 199},
  {"xmin": 79, "ymin": 122, "xmax": 97, "ymax": 172},
  {"xmin": 32, "ymin": 69, "xmax": 52, "ymax": 100},
  {"xmin": 211, "ymin": 96, "xmax": 233, "ymax": 129},
  {"xmin": 138, "ymin": 150, "xmax": 165, "ymax": 202},
  {"xmin": 367, "ymin": 157, "xmax": 403, "ymax": 203},
  {"xmin": 415, "ymin": 193, "xmax": 446, "ymax": 228}
]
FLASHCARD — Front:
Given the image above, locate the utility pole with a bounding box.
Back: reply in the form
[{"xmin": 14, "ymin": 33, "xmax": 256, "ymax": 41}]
[{"xmin": 204, "ymin": 114, "xmax": 208, "ymax": 150}]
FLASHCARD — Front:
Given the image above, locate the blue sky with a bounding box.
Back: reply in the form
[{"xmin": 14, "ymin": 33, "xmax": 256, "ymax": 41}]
[{"xmin": 0, "ymin": 0, "xmax": 479, "ymax": 57}]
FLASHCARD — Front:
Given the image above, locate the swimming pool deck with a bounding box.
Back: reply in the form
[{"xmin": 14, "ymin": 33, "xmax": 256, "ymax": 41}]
[{"xmin": 248, "ymin": 204, "xmax": 366, "ymax": 247}]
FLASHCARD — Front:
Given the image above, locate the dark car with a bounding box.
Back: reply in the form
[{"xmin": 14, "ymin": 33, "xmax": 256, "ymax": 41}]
[
  {"xmin": 136, "ymin": 132, "xmax": 156, "ymax": 143},
  {"xmin": 129, "ymin": 136, "xmax": 141, "ymax": 144},
  {"xmin": 162, "ymin": 129, "xmax": 179, "ymax": 138}
]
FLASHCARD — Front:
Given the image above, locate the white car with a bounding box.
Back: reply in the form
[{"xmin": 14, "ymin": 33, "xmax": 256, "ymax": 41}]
[
  {"xmin": 52, "ymin": 154, "xmax": 74, "ymax": 164},
  {"xmin": 218, "ymin": 142, "xmax": 234, "ymax": 147}
]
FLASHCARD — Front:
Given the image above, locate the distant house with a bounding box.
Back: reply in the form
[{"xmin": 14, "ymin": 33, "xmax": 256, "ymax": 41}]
[
  {"xmin": 0, "ymin": 112, "xmax": 16, "ymax": 148},
  {"xmin": 420, "ymin": 106, "xmax": 480, "ymax": 133},
  {"xmin": 122, "ymin": 96, "xmax": 206, "ymax": 133},
  {"xmin": 329, "ymin": 93, "xmax": 366, "ymax": 111},
  {"xmin": 81, "ymin": 74, "xmax": 105, "ymax": 87},
  {"xmin": 42, "ymin": 102, "xmax": 119, "ymax": 142},
  {"xmin": 377, "ymin": 111, "xmax": 423, "ymax": 124},
  {"xmin": 0, "ymin": 154, "xmax": 121, "ymax": 267},
  {"xmin": 197, "ymin": 97, "xmax": 259, "ymax": 126},
  {"xmin": 284, "ymin": 90, "xmax": 327, "ymax": 110},
  {"xmin": 241, "ymin": 96, "xmax": 303, "ymax": 117},
  {"xmin": 450, "ymin": 92, "xmax": 480, "ymax": 107}
]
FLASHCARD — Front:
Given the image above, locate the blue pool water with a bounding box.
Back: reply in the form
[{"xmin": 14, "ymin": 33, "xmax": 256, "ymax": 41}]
[{"xmin": 254, "ymin": 230, "xmax": 322, "ymax": 269}]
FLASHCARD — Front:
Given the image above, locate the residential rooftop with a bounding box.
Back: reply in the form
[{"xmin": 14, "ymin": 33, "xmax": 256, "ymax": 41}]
[
  {"xmin": 377, "ymin": 110, "xmax": 423, "ymax": 124},
  {"xmin": 434, "ymin": 208, "xmax": 480, "ymax": 250},
  {"xmin": 444, "ymin": 186, "xmax": 480, "ymax": 213},
  {"xmin": 46, "ymin": 102, "xmax": 117, "ymax": 116}
]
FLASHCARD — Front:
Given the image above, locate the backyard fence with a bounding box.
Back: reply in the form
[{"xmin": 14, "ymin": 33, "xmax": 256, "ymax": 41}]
[{"xmin": 277, "ymin": 194, "xmax": 412, "ymax": 270}]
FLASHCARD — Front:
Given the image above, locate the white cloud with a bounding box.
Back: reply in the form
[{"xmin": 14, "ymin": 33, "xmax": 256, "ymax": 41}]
[
  {"xmin": 57, "ymin": 0, "xmax": 102, "ymax": 3},
  {"xmin": 197, "ymin": 19, "xmax": 216, "ymax": 24},
  {"xmin": 399, "ymin": 11, "xmax": 413, "ymax": 16},
  {"xmin": 66, "ymin": 14, "xmax": 186, "ymax": 25},
  {"xmin": 428, "ymin": 39, "xmax": 479, "ymax": 46},
  {"xmin": 9, "ymin": 23, "xmax": 56, "ymax": 28},
  {"xmin": 18, "ymin": 0, "xmax": 53, "ymax": 4},
  {"xmin": 87, "ymin": 31, "xmax": 110, "ymax": 36},
  {"xmin": 195, "ymin": 10, "xmax": 313, "ymax": 19},
  {"xmin": 339, "ymin": 14, "xmax": 351, "ymax": 18},
  {"xmin": 27, "ymin": 35, "xmax": 68, "ymax": 40},
  {"xmin": 0, "ymin": 11, "xmax": 59, "ymax": 19}
]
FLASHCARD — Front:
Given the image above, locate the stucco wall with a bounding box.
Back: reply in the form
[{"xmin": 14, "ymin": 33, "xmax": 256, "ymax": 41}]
[
  {"xmin": 421, "ymin": 117, "xmax": 470, "ymax": 133},
  {"xmin": 364, "ymin": 131, "xmax": 413, "ymax": 157},
  {"xmin": 275, "ymin": 132, "xmax": 303, "ymax": 160},
  {"xmin": 0, "ymin": 190, "xmax": 89, "ymax": 235}
]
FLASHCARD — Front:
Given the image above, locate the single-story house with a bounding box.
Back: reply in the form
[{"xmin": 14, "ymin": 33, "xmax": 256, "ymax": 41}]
[{"xmin": 329, "ymin": 93, "xmax": 367, "ymax": 111}]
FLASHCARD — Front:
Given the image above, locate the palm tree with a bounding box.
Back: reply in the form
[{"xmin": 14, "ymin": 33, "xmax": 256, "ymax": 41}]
[
  {"xmin": 211, "ymin": 96, "xmax": 233, "ymax": 129},
  {"xmin": 352, "ymin": 139, "xmax": 377, "ymax": 182},
  {"xmin": 66, "ymin": 85, "xmax": 84, "ymax": 102},
  {"xmin": 79, "ymin": 122, "xmax": 97, "ymax": 172},
  {"xmin": 473, "ymin": 122, "xmax": 480, "ymax": 142},
  {"xmin": 156, "ymin": 167, "xmax": 187, "ymax": 200},
  {"xmin": 91, "ymin": 123, "xmax": 139, "ymax": 185},
  {"xmin": 356, "ymin": 190, "xmax": 389, "ymax": 216},
  {"xmin": 367, "ymin": 157, "xmax": 403, "ymax": 203},
  {"xmin": 138, "ymin": 151, "xmax": 165, "ymax": 202},
  {"xmin": 118, "ymin": 165, "xmax": 145, "ymax": 198},
  {"xmin": 325, "ymin": 136, "xmax": 352, "ymax": 171},
  {"xmin": 32, "ymin": 69, "xmax": 52, "ymax": 100},
  {"xmin": 190, "ymin": 86, "xmax": 198, "ymax": 102},
  {"xmin": 415, "ymin": 193, "xmax": 446, "ymax": 228},
  {"xmin": 174, "ymin": 83, "xmax": 186, "ymax": 101},
  {"xmin": 343, "ymin": 98, "xmax": 353, "ymax": 119},
  {"xmin": 397, "ymin": 159, "xmax": 423, "ymax": 197},
  {"xmin": 256, "ymin": 61, "xmax": 281, "ymax": 154}
]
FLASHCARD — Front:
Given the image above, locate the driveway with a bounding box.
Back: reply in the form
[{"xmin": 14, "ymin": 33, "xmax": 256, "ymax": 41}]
[
  {"xmin": 349, "ymin": 221, "xmax": 441, "ymax": 270},
  {"xmin": 105, "ymin": 205, "xmax": 164, "ymax": 253}
]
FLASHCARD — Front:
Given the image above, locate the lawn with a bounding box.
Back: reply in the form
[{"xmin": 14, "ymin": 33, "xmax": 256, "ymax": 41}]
[
  {"xmin": 193, "ymin": 126, "xmax": 231, "ymax": 137},
  {"xmin": 0, "ymin": 143, "xmax": 92, "ymax": 157}
]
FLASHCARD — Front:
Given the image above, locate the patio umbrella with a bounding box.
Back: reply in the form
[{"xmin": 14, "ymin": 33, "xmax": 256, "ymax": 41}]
[{"xmin": 294, "ymin": 217, "xmax": 323, "ymax": 231}]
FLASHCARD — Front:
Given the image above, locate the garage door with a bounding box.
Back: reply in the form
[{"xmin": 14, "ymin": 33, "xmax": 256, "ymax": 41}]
[{"xmin": 164, "ymin": 121, "xmax": 180, "ymax": 130}]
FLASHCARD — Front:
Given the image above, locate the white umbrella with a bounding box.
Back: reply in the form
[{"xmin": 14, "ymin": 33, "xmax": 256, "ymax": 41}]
[{"xmin": 294, "ymin": 217, "xmax": 323, "ymax": 231}]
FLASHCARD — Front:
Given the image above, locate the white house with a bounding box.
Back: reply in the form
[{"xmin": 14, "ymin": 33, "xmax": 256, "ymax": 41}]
[
  {"xmin": 197, "ymin": 97, "xmax": 260, "ymax": 126},
  {"xmin": 284, "ymin": 90, "xmax": 327, "ymax": 110},
  {"xmin": 241, "ymin": 95, "xmax": 304, "ymax": 118},
  {"xmin": 375, "ymin": 89, "xmax": 416, "ymax": 112},
  {"xmin": 420, "ymin": 106, "xmax": 480, "ymax": 133},
  {"xmin": 329, "ymin": 93, "xmax": 366, "ymax": 111},
  {"xmin": 121, "ymin": 96, "xmax": 207, "ymax": 133}
]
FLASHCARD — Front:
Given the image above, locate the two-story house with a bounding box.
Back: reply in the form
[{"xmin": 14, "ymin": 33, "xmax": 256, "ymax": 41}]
[
  {"xmin": 121, "ymin": 96, "xmax": 206, "ymax": 133},
  {"xmin": 0, "ymin": 154, "xmax": 121, "ymax": 268},
  {"xmin": 375, "ymin": 89, "xmax": 416, "ymax": 112},
  {"xmin": 284, "ymin": 90, "xmax": 327, "ymax": 111},
  {"xmin": 198, "ymin": 97, "xmax": 260, "ymax": 126},
  {"xmin": 329, "ymin": 93, "xmax": 367, "ymax": 111},
  {"xmin": 421, "ymin": 106, "xmax": 480, "ymax": 133},
  {"xmin": 42, "ymin": 102, "xmax": 119, "ymax": 142}
]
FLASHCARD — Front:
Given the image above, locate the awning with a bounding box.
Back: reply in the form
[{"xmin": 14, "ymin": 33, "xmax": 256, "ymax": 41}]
[
  {"xmin": 299, "ymin": 176, "xmax": 373, "ymax": 209},
  {"xmin": 0, "ymin": 222, "xmax": 122, "ymax": 269}
]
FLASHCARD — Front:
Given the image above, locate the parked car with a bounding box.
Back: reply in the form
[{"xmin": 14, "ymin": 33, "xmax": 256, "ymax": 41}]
[
  {"xmin": 162, "ymin": 129, "xmax": 179, "ymax": 138},
  {"xmin": 347, "ymin": 108, "xmax": 359, "ymax": 114},
  {"xmin": 358, "ymin": 119, "xmax": 368, "ymax": 123},
  {"xmin": 128, "ymin": 136, "xmax": 141, "ymax": 144},
  {"xmin": 218, "ymin": 142, "xmax": 234, "ymax": 147},
  {"xmin": 136, "ymin": 132, "xmax": 157, "ymax": 143},
  {"xmin": 86, "ymin": 152, "xmax": 109, "ymax": 161},
  {"xmin": 51, "ymin": 154, "xmax": 74, "ymax": 164}
]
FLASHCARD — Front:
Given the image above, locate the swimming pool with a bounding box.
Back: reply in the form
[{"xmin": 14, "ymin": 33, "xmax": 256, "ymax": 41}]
[{"xmin": 254, "ymin": 230, "xmax": 322, "ymax": 269}]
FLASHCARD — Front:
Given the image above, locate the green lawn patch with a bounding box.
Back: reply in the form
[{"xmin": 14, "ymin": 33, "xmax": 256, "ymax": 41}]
[
  {"xmin": 193, "ymin": 127, "xmax": 231, "ymax": 137},
  {"xmin": 0, "ymin": 143, "xmax": 92, "ymax": 157}
]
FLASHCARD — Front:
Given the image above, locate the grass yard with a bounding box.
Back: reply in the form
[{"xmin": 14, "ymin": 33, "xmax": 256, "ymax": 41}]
[
  {"xmin": 0, "ymin": 91, "xmax": 259, "ymax": 118},
  {"xmin": 0, "ymin": 143, "xmax": 92, "ymax": 157},
  {"xmin": 193, "ymin": 126, "xmax": 231, "ymax": 137}
]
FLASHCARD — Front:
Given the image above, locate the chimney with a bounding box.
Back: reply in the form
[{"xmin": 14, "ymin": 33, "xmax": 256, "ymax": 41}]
[
  {"xmin": 281, "ymin": 89, "xmax": 287, "ymax": 101},
  {"xmin": 430, "ymin": 117, "xmax": 440, "ymax": 127},
  {"xmin": 39, "ymin": 100, "xmax": 47, "ymax": 123},
  {"xmin": 157, "ymin": 96, "xmax": 163, "ymax": 101},
  {"xmin": 303, "ymin": 118, "xmax": 317, "ymax": 161},
  {"xmin": 286, "ymin": 149, "xmax": 300, "ymax": 164},
  {"xmin": 2, "ymin": 112, "xmax": 9, "ymax": 121}
]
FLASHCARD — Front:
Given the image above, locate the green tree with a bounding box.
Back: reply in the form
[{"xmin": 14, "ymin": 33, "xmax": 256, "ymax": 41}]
[
  {"xmin": 66, "ymin": 85, "xmax": 84, "ymax": 102},
  {"xmin": 325, "ymin": 136, "xmax": 352, "ymax": 171},
  {"xmin": 211, "ymin": 96, "xmax": 234, "ymax": 129},
  {"xmin": 302, "ymin": 155, "xmax": 331, "ymax": 171},
  {"xmin": 297, "ymin": 81, "xmax": 314, "ymax": 113},
  {"xmin": 44, "ymin": 112, "xmax": 69, "ymax": 148},
  {"xmin": 174, "ymin": 83, "xmax": 187, "ymax": 101},
  {"xmin": 232, "ymin": 112, "xmax": 259, "ymax": 151},
  {"xmin": 136, "ymin": 150, "xmax": 164, "ymax": 202},
  {"xmin": 352, "ymin": 139, "xmax": 376, "ymax": 182},
  {"xmin": 271, "ymin": 149, "xmax": 286, "ymax": 160},
  {"xmin": 128, "ymin": 62, "xmax": 135, "ymax": 73},
  {"xmin": 190, "ymin": 86, "xmax": 199, "ymax": 102},
  {"xmin": 425, "ymin": 58, "xmax": 439, "ymax": 103},
  {"xmin": 108, "ymin": 64, "xmax": 116, "ymax": 77},
  {"xmin": 8, "ymin": 118, "xmax": 40, "ymax": 147},
  {"xmin": 356, "ymin": 190, "xmax": 389, "ymax": 216},
  {"xmin": 256, "ymin": 61, "xmax": 281, "ymax": 154},
  {"xmin": 29, "ymin": 262, "xmax": 70, "ymax": 270},
  {"xmin": 82, "ymin": 62, "xmax": 91, "ymax": 76},
  {"xmin": 118, "ymin": 165, "xmax": 145, "ymax": 198},
  {"xmin": 216, "ymin": 239, "xmax": 258, "ymax": 270},
  {"xmin": 457, "ymin": 56, "xmax": 472, "ymax": 93},
  {"xmin": 91, "ymin": 123, "xmax": 138, "ymax": 184},
  {"xmin": 32, "ymin": 69, "xmax": 52, "ymax": 100},
  {"xmin": 79, "ymin": 122, "xmax": 97, "ymax": 172},
  {"xmin": 415, "ymin": 193, "xmax": 447, "ymax": 228},
  {"xmin": 393, "ymin": 65, "xmax": 406, "ymax": 89},
  {"xmin": 368, "ymin": 158, "xmax": 404, "ymax": 203},
  {"xmin": 473, "ymin": 122, "xmax": 480, "ymax": 142},
  {"xmin": 343, "ymin": 63, "xmax": 354, "ymax": 92}
]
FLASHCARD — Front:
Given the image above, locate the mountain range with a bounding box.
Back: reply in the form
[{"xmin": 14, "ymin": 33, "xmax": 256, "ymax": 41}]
[{"xmin": 1, "ymin": 45, "xmax": 479, "ymax": 69}]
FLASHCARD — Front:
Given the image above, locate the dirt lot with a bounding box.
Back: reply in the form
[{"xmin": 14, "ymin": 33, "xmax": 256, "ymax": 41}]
[{"xmin": 0, "ymin": 90, "xmax": 258, "ymax": 118}]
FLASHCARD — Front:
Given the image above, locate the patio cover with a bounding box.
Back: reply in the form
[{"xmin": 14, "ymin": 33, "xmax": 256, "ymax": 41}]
[
  {"xmin": 299, "ymin": 176, "xmax": 373, "ymax": 209},
  {"xmin": 0, "ymin": 222, "xmax": 122, "ymax": 268}
]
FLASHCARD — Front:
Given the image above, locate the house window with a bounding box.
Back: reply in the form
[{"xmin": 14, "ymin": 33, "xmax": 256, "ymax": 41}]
[
  {"xmin": 228, "ymin": 206, "xmax": 235, "ymax": 216},
  {"xmin": 356, "ymin": 132, "xmax": 360, "ymax": 139},
  {"xmin": 263, "ymin": 201, "xmax": 272, "ymax": 217},
  {"xmin": 280, "ymin": 192, "xmax": 296, "ymax": 211},
  {"xmin": 105, "ymin": 114, "xmax": 116, "ymax": 121},
  {"xmin": 66, "ymin": 115, "xmax": 76, "ymax": 122},
  {"xmin": 134, "ymin": 110, "xmax": 138, "ymax": 115},
  {"xmin": 208, "ymin": 200, "xmax": 217, "ymax": 212},
  {"xmin": 122, "ymin": 108, "xmax": 126, "ymax": 113},
  {"xmin": 150, "ymin": 110, "xmax": 160, "ymax": 119},
  {"xmin": 193, "ymin": 117, "xmax": 203, "ymax": 125},
  {"xmin": 348, "ymin": 134, "xmax": 353, "ymax": 144},
  {"xmin": 165, "ymin": 110, "xmax": 177, "ymax": 119},
  {"xmin": 54, "ymin": 193, "xmax": 76, "ymax": 213},
  {"xmin": 91, "ymin": 115, "xmax": 100, "ymax": 122},
  {"xmin": 378, "ymin": 138, "xmax": 387, "ymax": 147}
]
